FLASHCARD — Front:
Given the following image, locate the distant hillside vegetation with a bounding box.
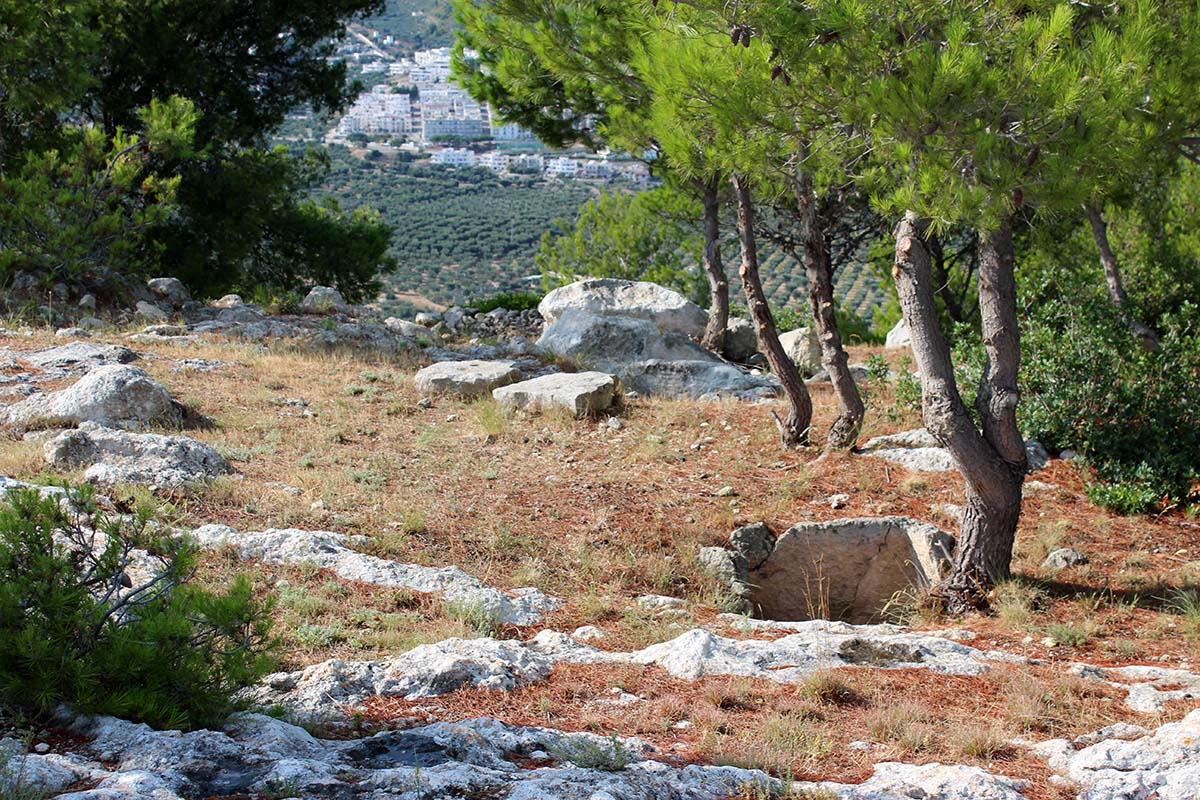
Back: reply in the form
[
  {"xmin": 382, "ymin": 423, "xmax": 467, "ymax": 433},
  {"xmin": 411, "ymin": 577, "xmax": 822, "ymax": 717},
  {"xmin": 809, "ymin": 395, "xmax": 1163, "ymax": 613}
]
[{"xmin": 364, "ymin": 0, "xmax": 457, "ymax": 51}]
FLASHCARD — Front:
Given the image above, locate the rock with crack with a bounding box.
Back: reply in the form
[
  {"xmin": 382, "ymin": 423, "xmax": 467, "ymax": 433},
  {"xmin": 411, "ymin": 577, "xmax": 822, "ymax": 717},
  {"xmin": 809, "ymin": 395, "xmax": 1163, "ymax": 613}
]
[
  {"xmin": 1035, "ymin": 709, "xmax": 1200, "ymax": 800},
  {"xmin": 2, "ymin": 365, "xmax": 182, "ymax": 430},
  {"xmin": 18, "ymin": 342, "xmax": 139, "ymax": 372},
  {"xmin": 37, "ymin": 712, "xmax": 777, "ymax": 800},
  {"xmin": 539, "ymin": 278, "xmax": 709, "ymax": 339},
  {"xmin": 414, "ymin": 359, "xmax": 524, "ymax": 398},
  {"xmin": 493, "ymin": 371, "xmax": 617, "ymax": 416},
  {"xmin": 189, "ymin": 525, "xmax": 560, "ymax": 625},
  {"xmin": 45, "ymin": 422, "xmax": 232, "ymax": 488},
  {"xmin": 255, "ymin": 638, "xmax": 558, "ymax": 714}
]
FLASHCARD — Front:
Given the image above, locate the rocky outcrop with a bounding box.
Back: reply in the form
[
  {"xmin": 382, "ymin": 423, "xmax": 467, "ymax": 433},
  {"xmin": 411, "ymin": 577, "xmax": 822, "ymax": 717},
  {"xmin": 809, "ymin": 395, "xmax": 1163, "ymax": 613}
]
[
  {"xmin": 301, "ymin": 286, "xmax": 352, "ymax": 315},
  {"xmin": 863, "ymin": 429, "xmax": 1053, "ymax": 474},
  {"xmin": 493, "ymin": 371, "xmax": 618, "ymax": 416},
  {"xmin": 189, "ymin": 525, "xmax": 560, "ymax": 625},
  {"xmin": 413, "ymin": 359, "xmax": 523, "ymax": 398},
  {"xmin": 2, "ymin": 365, "xmax": 182, "ymax": 430},
  {"xmin": 19, "ymin": 342, "xmax": 138, "ymax": 372},
  {"xmin": 44, "ymin": 422, "xmax": 232, "ymax": 488},
  {"xmin": 539, "ymin": 278, "xmax": 708, "ymax": 339}
]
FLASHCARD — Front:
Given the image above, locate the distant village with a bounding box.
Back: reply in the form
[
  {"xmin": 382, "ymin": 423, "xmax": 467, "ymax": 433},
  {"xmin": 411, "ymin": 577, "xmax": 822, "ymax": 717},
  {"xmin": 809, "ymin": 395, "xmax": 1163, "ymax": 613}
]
[{"xmin": 309, "ymin": 37, "xmax": 653, "ymax": 185}]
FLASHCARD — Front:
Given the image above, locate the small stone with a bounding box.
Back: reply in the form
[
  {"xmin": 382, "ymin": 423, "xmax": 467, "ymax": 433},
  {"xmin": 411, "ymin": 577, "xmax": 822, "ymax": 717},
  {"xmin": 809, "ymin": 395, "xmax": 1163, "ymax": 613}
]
[
  {"xmin": 417, "ymin": 397, "xmax": 433, "ymax": 409},
  {"xmin": 1042, "ymin": 547, "xmax": 1089, "ymax": 572},
  {"xmin": 636, "ymin": 594, "xmax": 685, "ymax": 611},
  {"xmin": 673, "ymin": 720, "xmax": 693, "ymax": 730},
  {"xmin": 571, "ymin": 625, "xmax": 606, "ymax": 641},
  {"xmin": 1041, "ymin": 636, "xmax": 1058, "ymax": 647},
  {"xmin": 828, "ymin": 493, "xmax": 850, "ymax": 509},
  {"xmin": 311, "ymin": 500, "xmax": 328, "ymax": 512},
  {"xmin": 78, "ymin": 293, "xmax": 97, "ymax": 311},
  {"xmin": 715, "ymin": 486, "xmax": 736, "ymax": 498},
  {"xmin": 135, "ymin": 300, "xmax": 169, "ymax": 321},
  {"xmin": 33, "ymin": 742, "xmax": 50, "ymax": 754}
]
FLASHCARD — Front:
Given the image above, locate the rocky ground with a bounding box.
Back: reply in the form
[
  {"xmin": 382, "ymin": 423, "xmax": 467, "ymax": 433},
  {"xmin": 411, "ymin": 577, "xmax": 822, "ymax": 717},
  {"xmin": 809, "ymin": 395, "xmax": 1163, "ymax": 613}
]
[{"xmin": 1, "ymin": 279, "xmax": 1198, "ymax": 799}]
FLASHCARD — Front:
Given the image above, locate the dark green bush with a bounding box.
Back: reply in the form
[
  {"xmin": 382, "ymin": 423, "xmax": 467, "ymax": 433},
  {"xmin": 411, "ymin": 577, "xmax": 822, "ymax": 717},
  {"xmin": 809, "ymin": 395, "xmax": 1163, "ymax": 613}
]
[
  {"xmin": 1020, "ymin": 299, "xmax": 1200, "ymax": 513},
  {"xmin": 468, "ymin": 290, "xmax": 542, "ymax": 313},
  {"xmin": 0, "ymin": 486, "xmax": 277, "ymax": 729}
]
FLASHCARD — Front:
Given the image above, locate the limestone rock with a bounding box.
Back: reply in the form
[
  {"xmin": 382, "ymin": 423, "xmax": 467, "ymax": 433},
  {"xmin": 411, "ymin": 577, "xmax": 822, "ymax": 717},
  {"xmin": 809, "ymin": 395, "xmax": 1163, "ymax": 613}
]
[
  {"xmin": 384, "ymin": 317, "xmax": 433, "ymax": 339},
  {"xmin": 20, "ymin": 342, "xmax": 138, "ymax": 371},
  {"xmin": 301, "ymin": 286, "xmax": 351, "ymax": 315},
  {"xmin": 44, "ymin": 422, "xmax": 232, "ymax": 488},
  {"xmin": 861, "ymin": 428, "xmax": 957, "ymax": 472},
  {"xmin": 146, "ymin": 277, "xmax": 190, "ymax": 305},
  {"xmin": 779, "ymin": 327, "xmax": 822, "ymax": 376},
  {"xmin": 1041, "ymin": 547, "xmax": 1089, "ymax": 572},
  {"xmin": 212, "ymin": 294, "xmax": 244, "ymax": 308},
  {"xmin": 886, "ymin": 318, "xmax": 912, "ymax": 348},
  {"xmin": 2, "ymin": 365, "xmax": 182, "ymax": 429},
  {"xmin": 493, "ymin": 372, "xmax": 617, "ymax": 416},
  {"xmin": 189, "ymin": 524, "xmax": 560, "ymax": 625},
  {"xmin": 811, "ymin": 761, "xmax": 1028, "ymax": 799},
  {"xmin": 618, "ymin": 359, "xmax": 778, "ymax": 401},
  {"xmin": 729, "ymin": 522, "xmax": 776, "ymax": 570},
  {"xmin": 414, "ymin": 360, "xmax": 523, "ymax": 398},
  {"xmin": 723, "ymin": 317, "xmax": 759, "ymax": 362},
  {"xmin": 538, "ymin": 310, "xmax": 715, "ymax": 368},
  {"xmin": 1026, "ymin": 439, "xmax": 1051, "ymax": 472},
  {"xmin": 539, "ymin": 278, "xmax": 708, "ymax": 339},
  {"xmin": 135, "ymin": 301, "xmax": 169, "ymax": 321},
  {"xmin": 749, "ymin": 517, "xmax": 955, "ymax": 623}
]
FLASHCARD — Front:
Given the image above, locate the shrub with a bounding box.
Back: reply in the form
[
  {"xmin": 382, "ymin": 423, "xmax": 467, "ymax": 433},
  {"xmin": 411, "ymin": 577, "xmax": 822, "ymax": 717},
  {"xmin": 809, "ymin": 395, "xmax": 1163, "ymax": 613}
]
[
  {"xmin": 0, "ymin": 486, "xmax": 276, "ymax": 729},
  {"xmin": 1020, "ymin": 298, "xmax": 1200, "ymax": 513},
  {"xmin": 468, "ymin": 290, "xmax": 542, "ymax": 313}
]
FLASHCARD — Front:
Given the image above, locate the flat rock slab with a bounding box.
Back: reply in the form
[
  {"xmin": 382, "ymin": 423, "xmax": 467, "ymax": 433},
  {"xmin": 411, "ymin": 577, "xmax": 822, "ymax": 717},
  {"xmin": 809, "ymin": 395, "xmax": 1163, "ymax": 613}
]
[
  {"xmin": 413, "ymin": 359, "xmax": 523, "ymax": 398},
  {"xmin": 618, "ymin": 359, "xmax": 779, "ymax": 401},
  {"xmin": 1037, "ymin": 708, "xmax": 1200, "ymax": 800},
  {"xmin": 493, "ymin": 371, "xmax": 616, "ymax": 416},
  {"xmin": 18, "ymin": 342, "xmax": 139, "ymax": 371},
  {"xmin": 3, "ymin": 365, "xmax": 182, "ymax": 429},
  {"xmin": 44, "ymin": 422, "xmax": 232, "ymax": 488},
  {"xmin": 189, "ymin": 525, "xmax": 560, "ymax": 626},
  {"xmin": 539, "ymin": 278, "xmax": 708, "ymax": 339}
]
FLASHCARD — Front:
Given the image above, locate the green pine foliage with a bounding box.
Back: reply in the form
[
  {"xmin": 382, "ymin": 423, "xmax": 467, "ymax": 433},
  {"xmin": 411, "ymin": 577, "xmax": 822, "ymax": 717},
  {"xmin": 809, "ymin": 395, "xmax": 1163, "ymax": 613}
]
[{"xmin": 0, "ymin": 486, "xmax": 277, "ymax": 730}]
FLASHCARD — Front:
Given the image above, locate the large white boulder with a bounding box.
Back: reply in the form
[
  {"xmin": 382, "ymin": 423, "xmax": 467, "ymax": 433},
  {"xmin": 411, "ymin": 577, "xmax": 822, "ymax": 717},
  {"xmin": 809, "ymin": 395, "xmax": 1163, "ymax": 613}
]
[
  {"xmin": 538, "ymin": 310, "xmax": 713, "ymax": 368},
  {"xmin": 779, "ymin": 326, "xmax": 822, "ymax": 377},
  {"xmin": 2, "ymin": 365, "xmax": 182, "ymax": 429},
  {"xmin": 44, "ymin": 422, "xmax": 232, "ymax": 488},
  {"xmin": 414, "ymin": 360, "xmax": 523, "ymax": 398},
  {"xmin": 538, "ymin": 279, "xmax": 708, "ymax": 339},
  {"xmin": 493, "ymin": 372, "xmax": 617, "ymax": 416}
]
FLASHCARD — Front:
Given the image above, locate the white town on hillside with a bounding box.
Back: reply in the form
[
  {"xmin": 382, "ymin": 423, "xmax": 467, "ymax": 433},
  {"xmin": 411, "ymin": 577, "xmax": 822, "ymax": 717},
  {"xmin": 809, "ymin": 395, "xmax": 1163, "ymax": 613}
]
[{"xmin": 303, "ymin": 39, "xmax": 653, "ymax": 184}]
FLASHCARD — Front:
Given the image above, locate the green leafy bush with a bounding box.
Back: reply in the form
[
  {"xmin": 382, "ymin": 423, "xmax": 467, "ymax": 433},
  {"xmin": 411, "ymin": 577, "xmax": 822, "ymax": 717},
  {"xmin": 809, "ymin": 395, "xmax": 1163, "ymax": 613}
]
[
  {"xmin": 0, "ymin": 486, "xmax": 277, "ymax": 729},
  {"xmin": 1020, "ymin": 299, "xmax": 1200, "ymax": 513},
  {"xmin": 469, "ymin": 290, "xmax": 542, "ymax": 313}
]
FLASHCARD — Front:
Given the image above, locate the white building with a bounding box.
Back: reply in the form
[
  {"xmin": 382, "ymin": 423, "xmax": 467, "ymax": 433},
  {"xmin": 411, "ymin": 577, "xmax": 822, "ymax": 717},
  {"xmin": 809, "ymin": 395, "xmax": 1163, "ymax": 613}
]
[
  {"xmin": 508, "ymin": 154, "xmax": 545, "ymax": 173},
  {"xmin": 337, "ymin": 84, "xmax": 413, "ymax": 136},
  {"xmin": 431, "ymin": 148, "xmax": 477, "ymax": 167},
  {"xmin": 490, "ymin": 121, "xmax": 535, "ymax": 141},
  {"xmin": 546, "ymin": 157, "xmax": 579, "ymax": 177},
  {"xmin": 477, "ymin": 151, "xmax": 510, "ymax": 172},
  {"xmin": 579, "ymin": 160, "xmax": 613, "ymax": 179}
]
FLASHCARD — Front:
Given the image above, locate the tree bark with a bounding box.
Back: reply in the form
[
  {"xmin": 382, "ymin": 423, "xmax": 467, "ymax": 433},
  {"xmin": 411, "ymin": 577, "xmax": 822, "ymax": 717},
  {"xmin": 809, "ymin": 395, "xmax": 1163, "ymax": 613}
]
[
  {"xmin": 699, "ymin": 176, "xmax": 729, "ymax": 353},
  {"xmin": 732, "ymin": 173, "xmax": 811, "ymax": 448},
  {"xmin": 892, "ymin": 213, "xmax": 1025, "ymax": 611},
  {"xmin": 1084, "ymin": 203, "xmax": 1159, "ymax": 350},
  {"xmin": 793, "ymin": 167, "xmax": 864, "ymax": 450}
]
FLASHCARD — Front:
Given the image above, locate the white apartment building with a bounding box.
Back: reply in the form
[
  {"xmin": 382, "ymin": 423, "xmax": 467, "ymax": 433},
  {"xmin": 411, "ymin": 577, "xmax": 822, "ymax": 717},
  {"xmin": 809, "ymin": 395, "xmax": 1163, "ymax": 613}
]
[
  {"xmin": 336, "ymin": 85, "xmax": 413, "ymax": 136},
  {"xmin": 477, "ymin": 152, "xmax": 510, "ymax": 172},
  {"xmin": 546, "ymin": 157, "xmax": 579, "ymax": 177},
  {"xmin": 431, "ymin": 148, "xmax": 477, "ymax": 167},
  {"xmin": 579, "ymin": 160, "xmax": 613, "ymax": 179},
  {"xmin": 508, "ymin": 154, "xmax": 545, "ymax": 173},
  {"xmin": 490, "ymin": 121, "xmax": 535, "ymax": 141}
]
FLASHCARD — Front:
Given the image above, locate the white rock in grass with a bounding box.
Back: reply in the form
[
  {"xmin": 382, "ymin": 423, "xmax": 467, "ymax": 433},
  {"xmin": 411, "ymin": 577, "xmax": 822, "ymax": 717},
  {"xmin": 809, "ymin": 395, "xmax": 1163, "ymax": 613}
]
[
  {"xmin": 44, "ymin": 422, "xmax": 231, "ymax": 488},
  {"xmin": 3, "ymin": 365, "xmax": 181, "ymax": 429},
  {"xmin": 538, "ymin": 278, "xmax": 708, "ymax": 339},
  {"xmin": 493, "ymin": 372, "xmax": 617, "ymax": 416},
  {"xmin": 414, "ymin": 359, "xmax": 523, "ymax": 398}
]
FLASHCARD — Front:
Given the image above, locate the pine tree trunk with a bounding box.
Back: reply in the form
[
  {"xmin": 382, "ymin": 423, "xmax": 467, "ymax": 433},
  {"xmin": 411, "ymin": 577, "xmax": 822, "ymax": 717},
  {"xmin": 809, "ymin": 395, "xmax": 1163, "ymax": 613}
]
[
  {"xmin": 732, "ymin": 173, "xmax": 811, "ymax": 448},
  {"xmin": 892, "ymin": 213, "xmax": 1025, "ymax": 610},
  {"xmin": 1084, "ymin": 203, "xmax": 1159, "ymax": 350},
  {"xmin": 699, "ymin": 177, "xmax": 729, "ymax": 353},
  {"xmin": 793, "ymin": 167, "xmax": 864, "ymax": 450}
]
